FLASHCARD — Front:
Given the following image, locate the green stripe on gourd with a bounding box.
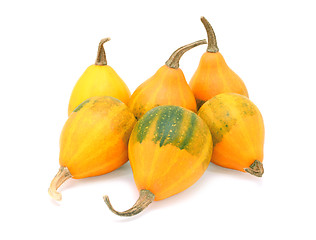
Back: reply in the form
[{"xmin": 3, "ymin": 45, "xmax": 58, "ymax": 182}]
[
  {"xmin": 73, "ymin": 96, "xmax": 123, "ymax": 113},
  {"xmin": 153, "ymin": 106, "xmax": 184, "ymax": 147},
  {"xmin": 178, "ymin": 112, "xmax": 197, "ymax": 150},
  {"xmin": 73, "ymin": 99, "xmax": 91, "ymax": 112},
  {"xmin": 136, "ymin": 107, "xmax": 163, "ymax": 143}
]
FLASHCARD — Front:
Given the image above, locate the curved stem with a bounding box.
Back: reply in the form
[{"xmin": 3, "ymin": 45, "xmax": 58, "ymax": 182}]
[
  {"xmin": 95, "ymin": 37, "xmax": 111, "ymax": 66},
  {"xmin": 200, "ymin": 16, "xmax": 219, "ymax": 53},
  {"xmin": 48, "ymin": 166, "xmax": 72, "ymax": 201},
  {"xmin": 103, "ymin": 189, "xmax": 155, "ymax": 217},
  {"xmin": 244, "ymin": 160, "xmax": 264, "ymax": 177},
  {"xmin": 165, "ymin": 39, "xmax": 207, "ymax": 69}
]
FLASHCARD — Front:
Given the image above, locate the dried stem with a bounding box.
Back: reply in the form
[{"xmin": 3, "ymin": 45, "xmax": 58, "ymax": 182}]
[
  {"xmin": 103, "ymin": 190, "xmax": 155, "ymax": 217},
  {"xmin": 244, "ymin": 160, "xmax": 264, "ymax": 177},
  {"xmin": 95, "ymin": 37, "xmax": 111, "ymax": 66},
  {"xmin": 48, "ymin": 166, "xmax": 72, "ymax": 201},
  {"xmin": 165, "ymin": 39, "xmax": 207, "ymax": 69},
  {"xmin": 200, "ymin": 16, "xmax": 219, "ymax": 53}
]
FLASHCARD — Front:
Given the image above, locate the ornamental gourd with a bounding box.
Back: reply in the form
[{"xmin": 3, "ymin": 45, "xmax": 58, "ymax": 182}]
[
  {"xmin": 128, "ymin": 40, "xmax": 206, "ymax": 120},
  {"xmin": 190, "ymin": 17, "xmax": 248, "ymax": 109},
  {"xmin": 198, "ymin": 93, "xmax": 264, "ymax": 177},
  {"xmin": 104, "ymin": 105, "xmax": 213, "ymax": 216},
  {"xmin": 48, "ymin": 96, "xmax": 136, "ymax": 201},
  {"xmin": 68, "ymin": 38, "xmax": 131, "ymax": 115}
]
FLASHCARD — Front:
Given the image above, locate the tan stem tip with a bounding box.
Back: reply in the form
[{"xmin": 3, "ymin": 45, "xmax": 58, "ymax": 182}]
[
  {"xmin": 95, "ymin": 37, "xmax": 111, "ymax": 66},
  {"xmin": 48, "ymin": 166, "xmax": 72, "ymax": 201},
  {"xmin": 103, "ymin": 189, "xmax": 155, "ymax": 217},
  {"xmin": 165, "ymin": 39, "xmax": 207, "ymax": 69},
  {"xmin": 200, "ymin": 16, "xmax": 219, "ymax": 53},
  {"xmin": 244, "ymin": 160, "xmax": 264, "ymax": 177}
]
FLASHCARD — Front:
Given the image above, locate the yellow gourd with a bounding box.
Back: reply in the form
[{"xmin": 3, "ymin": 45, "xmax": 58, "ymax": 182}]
[{"xmin": 68, "ymin": 38, "xmax": 131, "ymax": 115}]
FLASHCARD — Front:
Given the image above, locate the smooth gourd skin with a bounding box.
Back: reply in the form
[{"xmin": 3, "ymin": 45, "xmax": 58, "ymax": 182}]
[
  {"xmin": 190, "ymin": 52, "xmax": 248, "ymax": 108},
  {"xmin": 189, "ymin": 17, "xmax": 248, "ymax": 109},
  {"xmin": 61, "ymin": 96, "xmax": 136, "ymax": 178},
  {"xmin": 128, "ymin": 105, "xmax": 213, "ymax": 201},
  {"xmin": 198, "ymin": 93, "xmax": 264, "ymax": 173},
  {"xmin": 68, "ymin": 65, "xmax": 131, "ymax": 116},
  {"xmin": 128, "ymin": 65, "xmax": 197, "ymax": 120}
]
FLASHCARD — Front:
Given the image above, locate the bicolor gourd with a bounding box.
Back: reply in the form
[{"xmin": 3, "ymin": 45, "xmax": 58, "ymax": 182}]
[
  {"xmin": 68, "ymin": 38, "xmax": 131, "ymax": 115},
  {"xmin": 198, "ymin": 93, "xmax": 264, "ymax": 177},
  {"xmin": 49, "ymin": 96, "xmax": 136, "ymax": 201},
  {"xmin": 128, "ymin": 40, "xmax": 207, "ymax": 119},
  {"xmin": 190, "ymin": 17, "xmax": 248, "ymax": 109},
  {"xmin": 104, "ymin": 105, "xmax": 213, "ymax": 216}
]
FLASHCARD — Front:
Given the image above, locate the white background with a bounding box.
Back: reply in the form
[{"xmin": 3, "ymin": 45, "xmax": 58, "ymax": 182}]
[{"xmin": 1, "ymin": 0, "xmax": 315, "ymax": 239}]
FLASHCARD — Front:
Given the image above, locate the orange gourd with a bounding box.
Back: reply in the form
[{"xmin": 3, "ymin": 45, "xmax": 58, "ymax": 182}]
[
  {"xmin": 128, "ymin": 40, "xmax": 207, "ymax": 119},
  {"xmin": 48, "ymin": 96, "xmax": 136, "ymax": 201},
  {"xmin": 190, "ymin": 17, "xmax": 249, "ymax": 109},
  {"xmin": 198, "ymin": 93, "xmax": 264, "ymax": 177},
  {"xmin": 104, "ymin": 105, "xmax": 213, "ymax": 216}
]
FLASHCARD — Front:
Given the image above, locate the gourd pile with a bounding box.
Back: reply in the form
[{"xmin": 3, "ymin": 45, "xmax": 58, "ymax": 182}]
[{"xmin": 49, "ymin": 17, "xmax": 265, "ymax": 217}]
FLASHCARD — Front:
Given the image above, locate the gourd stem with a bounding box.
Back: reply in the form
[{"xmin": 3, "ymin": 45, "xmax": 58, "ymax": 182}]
[
  {"xmin": 200, "ymin": 16, "xmax": 219, "ymax": 53},
  {"xmin": 165, "ymin": 39, "xmax": 207, "ymax": 69},
  {"xmin": 103, "ymin": 189, "xmax": 155, "ymax": 217},
  {"xmin": 95, "ymin": 37, "xmax": 111, "ymax": 66},
  {"xmin": 244, "ymin": 160, "xmax": 264, "ymax": 177},
  {"xmin": 48, "ymin": 166, "xmax": 72, "ymax": 201}
]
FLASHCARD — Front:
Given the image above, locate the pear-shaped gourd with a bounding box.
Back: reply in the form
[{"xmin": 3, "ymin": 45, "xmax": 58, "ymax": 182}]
[
  {"xmin": 128, "ymin": 40, "xmax": 206, "ymax": 119},
  {"xmin": 68, "ymin": 38, "xmax": 131, "ymax": 115},
  {"xmin": 48, "ymin": 96, "xmax": 136, "ymax": 201},
  {"xmin": 104, "ymin": 105, "xmax": 213, "ymax": 216},
  {"xmin": 198, "ymin": 93, "xmax": 264, "ymax": 177},
  {"xmin": 190, "ymin": 17, "xmax": 248, "ymax": 109}
]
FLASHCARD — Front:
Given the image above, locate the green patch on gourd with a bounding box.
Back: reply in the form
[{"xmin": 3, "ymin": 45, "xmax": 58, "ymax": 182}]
[
  {"xmin": 153, "ymin": 106, "xmax": 184, "ymax": 147},
  {"xmin": 200, "ymin": 94, "xmax": 257, "ymax": 146},
  {"xmin": 238, "ymin": 98, "xmax": 256, "ymax": 117},
  {"xmin": 210, "ymin": 117, "xmax": 237, "ymax": 146},
  {"xmin": 73, "ymin": 99, "xmax": 90, "ymax": 112},
  {"xmin": 136, "ymin": 106, "xmax": 204, "ymax": 155},
  {"xmin": 201, "ymin": 98, "xmax": 237, "ymax": 146}
]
